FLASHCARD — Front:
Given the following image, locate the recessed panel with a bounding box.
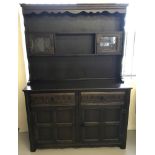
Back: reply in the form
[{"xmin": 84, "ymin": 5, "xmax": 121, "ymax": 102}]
[
  {"xmin": 25, "ymin": 14, "xmax": 121, "ymax": 32},
  {"xmin": 57, "ymin": 127, "xmax": 73, "ymax": 140},
  {"xmin": 38, "ymin": 127, "xmax": 54, "ymax": 141},
  {"xmin": 36, "ymin": 111, "xmax": 52, "ymax": 123},
  {"xmin": 84, "ymin": 126, "xmax": 99, "ymax": 139},
  {"xmin": 84, "ymin": 109, "xmax": 100, "ymax": 122},
  {"xmin": 55, "ymin": 34, "xmax": 95, "ymax": 54},
  {"xmin": 30, "ymin": 56, "xmax": 117, "ymax": 80},
  {"xmin": 103, "ymin": 125, "xmax": 120, "ymax": 139},
  {"xmin": 103, "ymin": 108, "xmax": 121, "ymax": 122},
  {"xmin": 56, "ymin": 109, "xmax": 73, "ymax": 123}
]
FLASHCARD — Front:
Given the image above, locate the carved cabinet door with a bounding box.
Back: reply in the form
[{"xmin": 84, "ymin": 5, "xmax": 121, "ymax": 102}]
[
  {"xmin": 79, "ymin": 92, "xmax": 125, "ymax": 144},
  {"xmin": 30, "ymin": 93, "xmax": 76, "ymax": 146}
]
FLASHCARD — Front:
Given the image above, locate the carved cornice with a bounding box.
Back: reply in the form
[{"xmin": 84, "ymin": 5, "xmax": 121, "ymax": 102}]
[{"xmin": 21, "ymin": 4, "xmax": 128, "ymax": 15}]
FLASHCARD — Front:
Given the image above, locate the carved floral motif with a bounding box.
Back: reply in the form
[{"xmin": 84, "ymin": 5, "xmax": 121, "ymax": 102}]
[
  {"xmin": 81, "ymin": 92, "xmax": 125, "ymax": 103},
  {"xmin": 31, "ymin": 93, "xmax": 75, "ymax": 105}
]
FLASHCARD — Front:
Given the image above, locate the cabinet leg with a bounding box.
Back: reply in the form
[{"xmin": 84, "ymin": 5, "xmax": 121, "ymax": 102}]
[
  {"xmin": 120, "ymin": 144, "xmax": 126, "ymax": 149},
  {"xmin": 30, "ymin": 145, "xmax": 36, "ymax": 152}
]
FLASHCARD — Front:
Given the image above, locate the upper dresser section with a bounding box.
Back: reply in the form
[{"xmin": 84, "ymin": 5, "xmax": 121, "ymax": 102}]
[
  {"xmin": 21, "ymin": 4, "xmax": 127, "ymax": 55},
  {"xmin": 21, "ymin": 4, "xmax": 127, "ymax": 83}
]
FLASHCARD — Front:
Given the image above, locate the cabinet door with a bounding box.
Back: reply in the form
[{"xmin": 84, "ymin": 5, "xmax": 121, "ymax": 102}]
[
  {"xmin": 80, "ymin": 92, "xmax": 124, "ymax": 144},
  {"xmin": 80, "ymin": 105, "xmax": 122, "ymax": 144},
  {"xmin": 31, "ymin": 93, "xmax": 76, "ymax": 145},
  {"xmin": 32, "ymin": 107, "xmax": 75, "ymax": 145}
]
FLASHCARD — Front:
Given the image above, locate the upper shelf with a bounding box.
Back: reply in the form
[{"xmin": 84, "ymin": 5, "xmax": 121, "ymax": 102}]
[{"xmin": 20, "ymin": 3, "xmax": 128, "ymax": 15}]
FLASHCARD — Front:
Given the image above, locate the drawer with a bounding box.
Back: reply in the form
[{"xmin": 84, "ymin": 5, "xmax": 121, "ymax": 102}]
[
  {"xmin": 81, "ymin": 92, "xmax": 125, "ymax": 105},
  {"xmin": 30, "ymin": 93, "xmax": 75, "ymax": 106}
]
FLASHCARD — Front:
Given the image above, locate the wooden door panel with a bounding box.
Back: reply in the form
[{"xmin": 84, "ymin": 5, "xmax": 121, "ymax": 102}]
[
  {"xmin": 80, "ymin": 104, "xmax": 122, "ymax": 144},
  {"xmin": 35, "ymin": 111, "xmax": 53, "ymax": 123},
  {"xmin": 56, "ymin": 108, "xmax": 73, "ymax": 123},
  {"xmin": 80, "ymin": 107, "xmax": 100, "ymax": 142},
  {"xmin": 56, "ymin": 126, "xmax": 73, "ymax": 143},
  {"xmin": 103, "ymin": 125, "xmax": 120, "ymax": 140},
  {"xmin": 36, "ymin": 127, "xmax": 55, "ymax": 143},
  {"xmin": 84, "ymin": 108, "xmax": 100, "ymax": 122},
  {"xmin": 32, "ymin": 106, "xmax": 76, "ymax": 144},
  {"xmin": 82, "ymin": 126, "xmax": 100, "ymax": 142},
  {"xmin": 55, "ymin": 106, "xmax": 76, "ymax": 143},
  {"xmin": 103, "ymin": 107, "xmax": 121, "ymax": 122}
]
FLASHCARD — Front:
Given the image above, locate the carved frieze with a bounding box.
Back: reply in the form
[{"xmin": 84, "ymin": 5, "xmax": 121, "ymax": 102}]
[
  {"xmin": 30, "ymin": 93, "xmax": 75, "ymax": 105},
  {"xmin": 81, "ymin": 92, "xmax": 125, "ymax": 104}
]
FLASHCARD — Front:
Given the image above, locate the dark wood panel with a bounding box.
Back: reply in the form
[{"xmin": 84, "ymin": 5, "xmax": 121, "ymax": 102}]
[
  {"xmin": 30, "ymin": 93, "xmax": 75, "ymax": 106},
  {"xmin": 103, "ymin": 107, "xmax": 121, "ymax": 122},
  {"xmin": 34, "ymin": 110, "xmax": 53, "ymax": 123},
  {"xmin": 56, "ymin": 108, "xmax": 74, "ymax": 123},
  {"xmin": 55, "ymin": 106, "xmax": 76, "ymax": 143},
  {"xmin": 103, "ymin": 125, "xmax": 120, "ymax": 140},
  {"xmin": 24, "ymin": 14, "xmax": 123, "ymax": 32},
  {"xmin": 84, "ymin": 109, "xmax": 100, "ymax": 122},
  {"xmin": 29, "ymin": 56, "xmax": 119, "ymax": 81},
  {"xmin": 81, "ymin": 92, "xmax": 125, "ymax": 105},
  {"xmin": 79, "ymin": 103, "xmax": 123, "ymax": 144},
  {"xmin": 56, "ymin": 127, "xmax": 73, "ymax": 140},
  {"xmin": 36, "ymin": 127, "xmax": 54, "ymax": 142},
  {"xmin": 82, "ymin": 126, "xmax": 100, "ymax": 142},
  {"xmin": 55, "ymin": 34, "xmax": 95, "ymax": 54}
]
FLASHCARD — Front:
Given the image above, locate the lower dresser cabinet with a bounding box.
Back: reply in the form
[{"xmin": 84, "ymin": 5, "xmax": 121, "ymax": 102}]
[{"xmin": 24, "ymin": 89, "xmax": 131, "ymax": 151}]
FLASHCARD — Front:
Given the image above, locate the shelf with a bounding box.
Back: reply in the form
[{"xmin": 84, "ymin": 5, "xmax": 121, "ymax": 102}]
[{"xmin": 28, "ymin": 52, "xmax": 122, "ymax": 57}]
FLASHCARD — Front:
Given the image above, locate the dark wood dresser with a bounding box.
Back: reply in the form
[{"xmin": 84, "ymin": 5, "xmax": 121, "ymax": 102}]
[{"xmin": 21, "ymin": 3, "xmax": 131, "ymax": 152}]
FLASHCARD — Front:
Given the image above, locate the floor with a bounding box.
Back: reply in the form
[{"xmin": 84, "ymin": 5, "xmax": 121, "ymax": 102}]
[{"xmin": 18, "ymin": 130, "xmax": 136, "ymax": 155}]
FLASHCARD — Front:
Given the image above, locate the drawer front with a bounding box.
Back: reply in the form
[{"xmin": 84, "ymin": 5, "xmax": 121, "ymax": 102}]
[
  {"xmin": 81, "ymin": 92, "xmax": 125, "ymax": 105},
  {"xmin": 30, "ymin": 93, "xmax": 75, "ymax": 106}
]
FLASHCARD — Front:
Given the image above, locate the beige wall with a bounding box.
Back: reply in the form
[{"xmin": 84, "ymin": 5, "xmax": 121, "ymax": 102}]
[
  {"xmin": 18, "ymin": 11, "xmax": 136, "ymax": 132},
  {"xmin": 128, "ymin": 83, "xmax": 136, "ymax": 130},
  {"xmin": 18, "ymin": 14, "xmax": 28, "ymax": 132}
]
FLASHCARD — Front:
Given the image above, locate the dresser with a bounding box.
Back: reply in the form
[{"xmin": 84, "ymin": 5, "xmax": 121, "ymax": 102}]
[{"xmin": 21, "ymin": 3, "xmax": 131, "ymax": 152}]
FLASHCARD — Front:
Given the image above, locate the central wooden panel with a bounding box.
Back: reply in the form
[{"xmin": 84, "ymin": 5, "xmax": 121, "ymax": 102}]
[
  {"xmin": 29, "ymin": 56, "xmax": 118, "ymax": 81},
  {"xmin": 80, "ymin": 92, "xmax": 123, "ymax": 143},
  {"xmin": 31, "ymin": 93, "xmax": 76, "ymax": 144},
  {"xmin": 55, "ymin": 34, "xmax": 95, "ymax": 54}
]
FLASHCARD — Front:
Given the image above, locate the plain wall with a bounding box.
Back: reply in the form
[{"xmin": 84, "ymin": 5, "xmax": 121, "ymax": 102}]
[{"xmin": 18, "ymin": 13, "xmax": 28, "ymax": 132}]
